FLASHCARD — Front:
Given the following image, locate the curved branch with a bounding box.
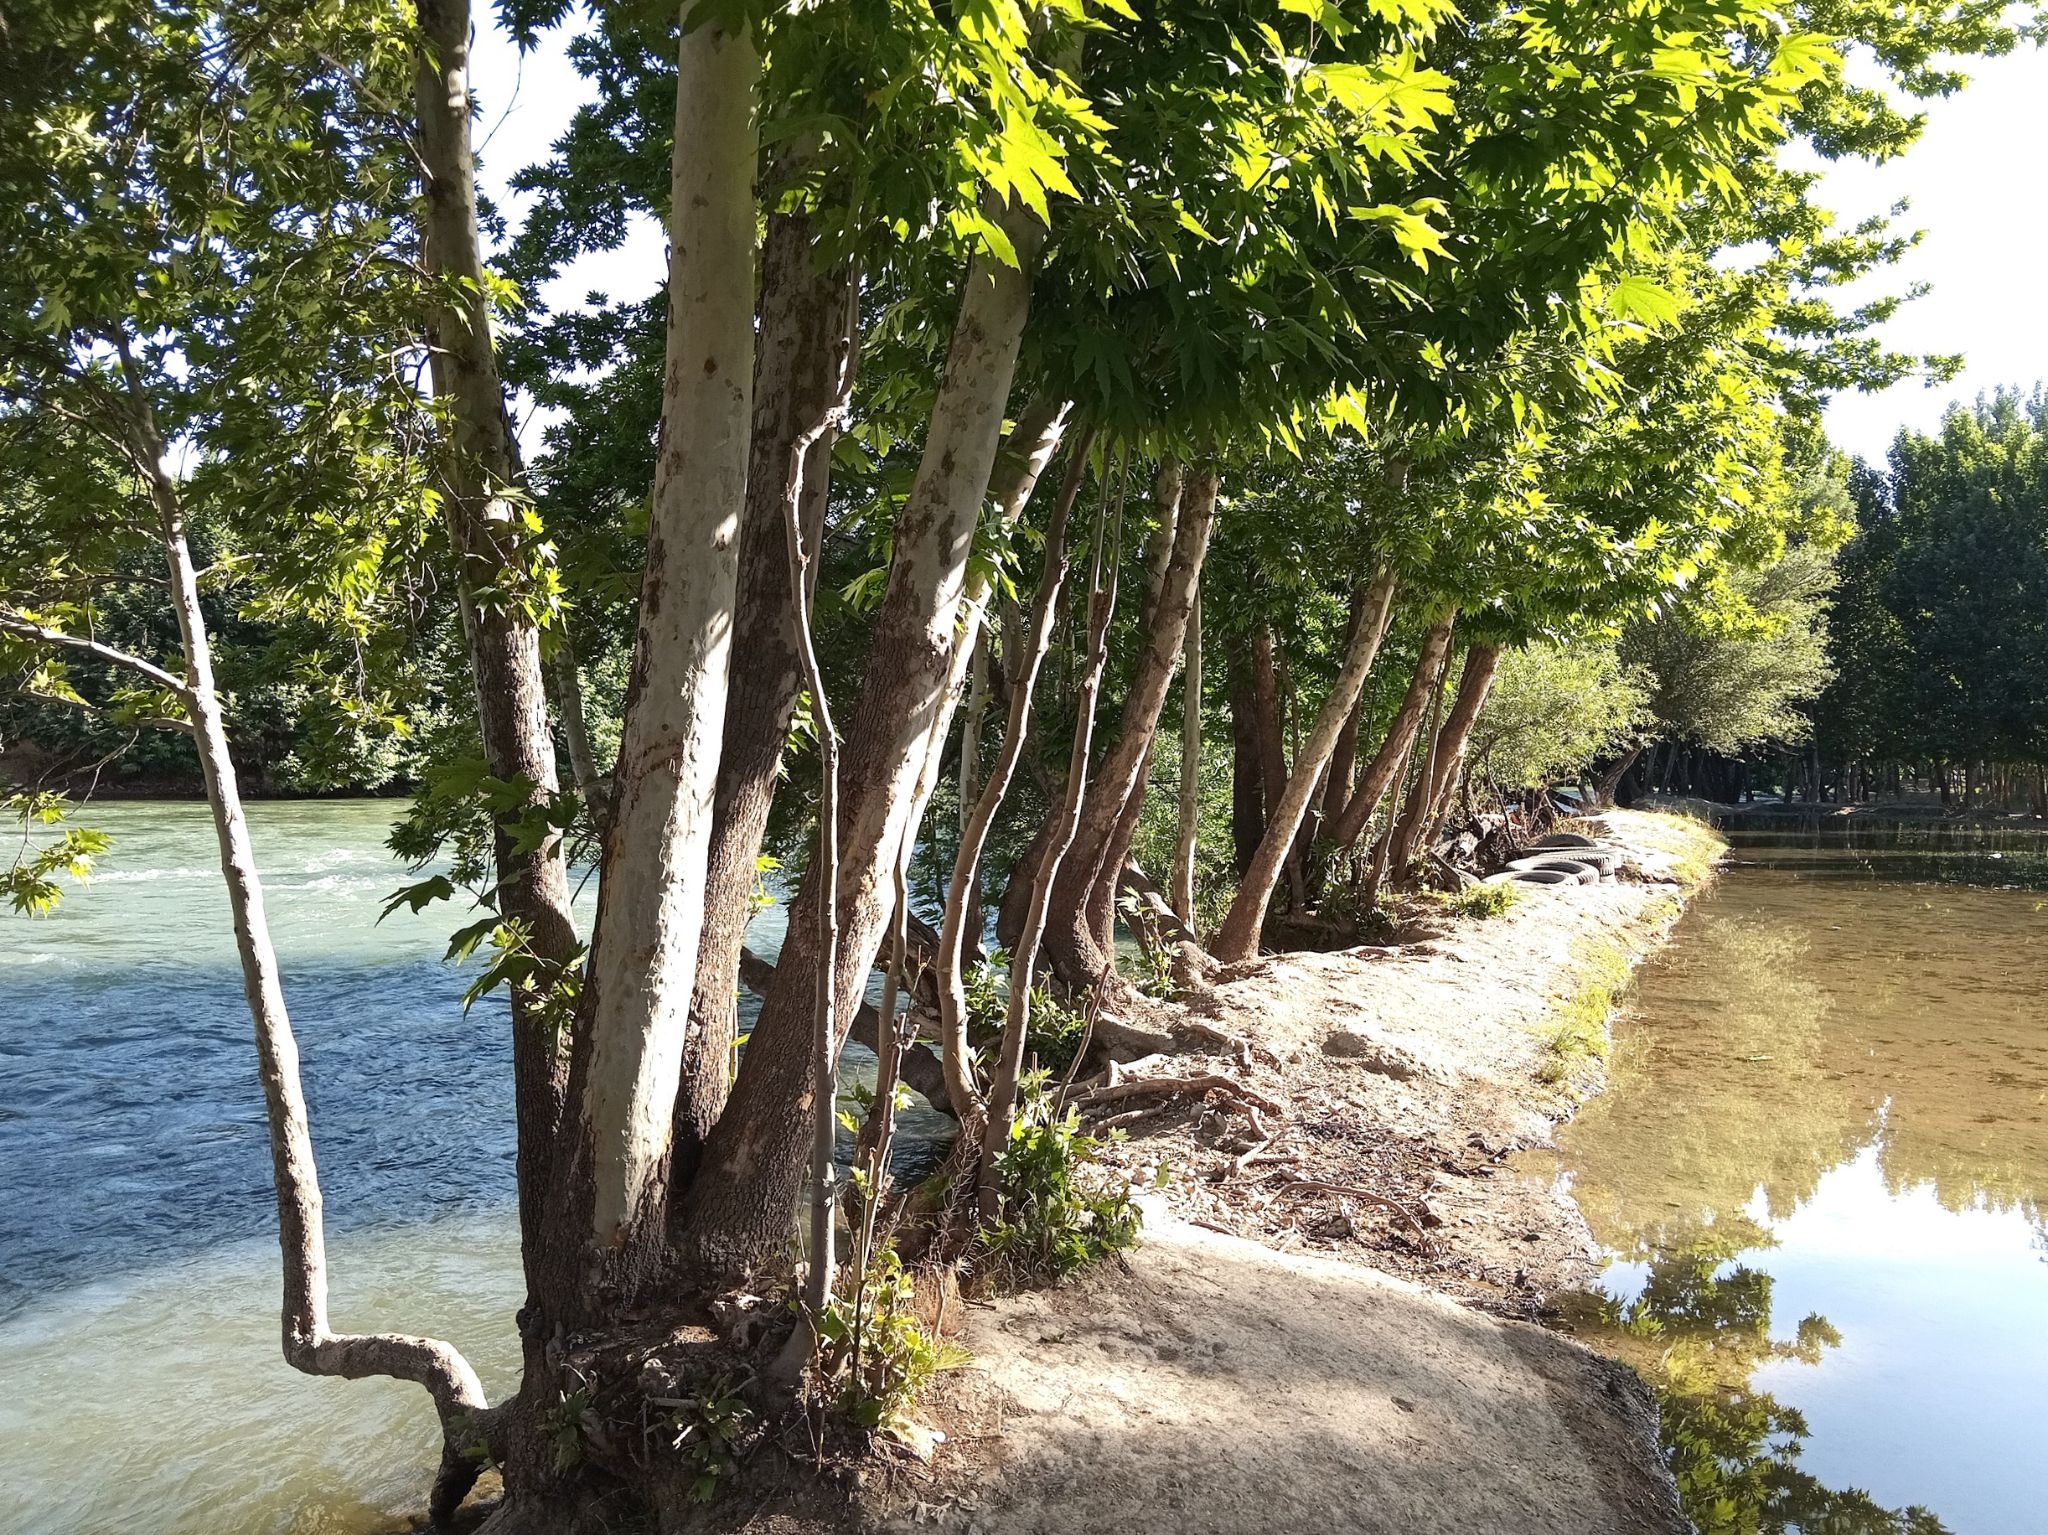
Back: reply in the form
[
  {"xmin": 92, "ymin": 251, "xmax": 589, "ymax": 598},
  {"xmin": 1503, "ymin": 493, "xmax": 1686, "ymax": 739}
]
[{"xmin": 0, "ymin": 609, "xmax": 195, "ymax": 701}]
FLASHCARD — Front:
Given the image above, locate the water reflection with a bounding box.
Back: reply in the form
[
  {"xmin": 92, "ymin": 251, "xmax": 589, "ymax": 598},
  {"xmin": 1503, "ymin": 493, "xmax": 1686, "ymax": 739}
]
[{"xmin": 1538, "ymin": 834, "xmax": 2048, "ymax": 1535}]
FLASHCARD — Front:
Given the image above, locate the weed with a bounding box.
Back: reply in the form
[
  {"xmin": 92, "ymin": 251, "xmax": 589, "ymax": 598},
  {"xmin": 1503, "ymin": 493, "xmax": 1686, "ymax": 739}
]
[
  {"xmin": 541, "ymin": 1385, "xmax": 591, "ymax": 1472},
  {"xmin": 816, "ymin": 1247, "xmax": 965, "ymax": 1436},
  {"xmin": 982, "ymin": 1071, "xmax": 1142, "ymax": 1280},
  {"xmin": 662, "ymin": 1374, "xmax": 755, "ymax": 1502},
  {"xmin": 1428, "ymin": 881, "xmax": 1518, "ymax": 920},
  {"xmin": 1537, "ymin": 938, "xmax": 1633, "ymax": 1089}
]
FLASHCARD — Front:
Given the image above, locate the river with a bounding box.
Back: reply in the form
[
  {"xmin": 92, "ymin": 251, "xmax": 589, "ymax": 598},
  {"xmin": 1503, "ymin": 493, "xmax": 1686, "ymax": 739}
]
[
  {"xmin": 1531, "ymin": 820, "xmax": 2048, "ymax": 1535},
  {"xmin": 0, "ymin": 800, "xmax": 946, "ymax": 1535},
  {"xmin": 6, "ymin": 804, "xmax": 2046, "ymax": 1534}
]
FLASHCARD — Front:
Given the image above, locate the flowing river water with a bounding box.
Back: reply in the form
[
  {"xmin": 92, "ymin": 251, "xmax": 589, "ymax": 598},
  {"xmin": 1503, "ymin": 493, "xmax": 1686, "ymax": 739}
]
[
  {"xmin": 3, "ymin": 803, "xmax": 2045, "ymax": 1533},
  {"xmin": 0, "ymin": 800, "xmax": 947, "ymax": 1535}
]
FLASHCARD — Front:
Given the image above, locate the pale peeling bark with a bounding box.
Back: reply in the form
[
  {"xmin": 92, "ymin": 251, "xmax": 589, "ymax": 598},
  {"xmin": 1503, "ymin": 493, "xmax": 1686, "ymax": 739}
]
[
  {"xmin": 117, "ymin": 343, "xmax": 486, "ymax": 1519},
  {"xmin": 1328, "ymin": 610, "xmax": 1456, "ymax": 850},
  {"xmin": 1211, "ymin": 568, "xmax": 1398, "ymax": 962},
  {"xmin": 934, "ymin": 437, "xmax": 1089, "ymax": 1134},
  {"xmin": 414, "ymin": 0, "xmax": 581, "ymax": 1281},
  {"xmin": 567, "ymin": 10, "xmax": 757, "ymax": 1287},
  {"xmin": 552, "ymin": 632, "xmax": 608, "ymax": 824},
  {"xmin": 981, "ymin": 486, "xmax": 1123, "ymax": 1210},
  {"xmin": 1171, "ymin": 584, "xmax": 1203, "ymax": 923},
  {"xmin": 1040, "ymin": 467, "xmax": 1218, "ymax": 987},
  {"xmin": 674, "ymin": 198, "xmax": 1050, "ymax": 1277}
]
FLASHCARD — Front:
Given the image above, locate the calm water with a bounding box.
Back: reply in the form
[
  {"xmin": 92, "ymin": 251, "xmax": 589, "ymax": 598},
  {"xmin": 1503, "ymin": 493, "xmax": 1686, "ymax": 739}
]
[
  {"xmin": 1536, "ymin": 828, "xmax": 2048, "ymax": 1535},
  {"xmin": 0, "ymin": 801, "xmax": 945, "ymax": 1535}
]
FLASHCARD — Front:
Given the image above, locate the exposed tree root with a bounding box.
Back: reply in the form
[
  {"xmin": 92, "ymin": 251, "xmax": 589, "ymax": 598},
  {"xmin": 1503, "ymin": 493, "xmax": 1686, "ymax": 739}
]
[
  {"xmin": 1260, "ymin": 1173, "xmax": 1438, "ymax": 1255},
  {"xmin": 1075, "ymin": 1072, "xmax": 1288, "ymax": 1119}
]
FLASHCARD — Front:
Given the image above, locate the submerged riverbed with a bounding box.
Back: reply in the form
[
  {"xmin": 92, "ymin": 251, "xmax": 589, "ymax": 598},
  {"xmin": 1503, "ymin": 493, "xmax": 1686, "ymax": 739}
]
[
  {"xmin": 1531, "ymin": 825, "xmax": 2048, "ymax": 1535},
  {"xmin": 0, "ymin": 801, "xmax": 944, "ymax": 1535}
]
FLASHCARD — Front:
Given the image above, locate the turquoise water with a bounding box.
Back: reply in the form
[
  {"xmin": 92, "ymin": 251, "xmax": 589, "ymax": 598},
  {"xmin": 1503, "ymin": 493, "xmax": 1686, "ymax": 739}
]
[{"xmin": 0, "ymin": 800, "xmax": 943, "ymax": 1534}]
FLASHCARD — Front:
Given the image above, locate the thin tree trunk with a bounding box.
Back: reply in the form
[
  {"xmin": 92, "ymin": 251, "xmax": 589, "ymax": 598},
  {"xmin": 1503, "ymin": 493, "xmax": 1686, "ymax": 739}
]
[
  {"xmin": 1212, "ymin": 569, "xmax": 1397, "ymax": 962},
  {"xmin": 981, "ymin": 480, "xmax": 1123, "ymax": 1210},
  {"xmin": 413, "ymin": 0, "xmax": 580, "ymax": 1298},
  {"xmin": 551, "ymin": 632, "xmax": 608, "ymax": 821},
  {"xmin": 1227, "ymin": 636, "xmax": 1264, "ymax": 876},
  {"xmin": 549, "ymin": 8, "xmax": 757, "ymax": 1311},
  {"xmin": 1171, "ymin": 585, "xmax": 1202, "ymax": 923},
  {"xmin": 118, "ymin": 339, "xmax": 487, "ymax": 1520},
  {"xmin": 1040, "ymin": 468, "xmax": 1218, "ymax": 987},
  {"xmin": 672, "ymin": 211, "xmax": 853, "ymax": 1194},
  {"xmin": 1078, "ymin": 458, "xmax": 1184, "ymax": 955},
  {"xmin": 1328, "ymin": 610, "xmax": 1455, "ymax": 850},
  {"xmin": 934, "ymin": 437, "xmax": 1089, "ymax": 1135},
  {"xmin": 674, "ymin": 195, "xmax": 1051, "ymax": 1278},
  {"xmin": 960, "ymin": 629, "xmax": 990, "ymax": 834},
  {"xmin": 1388, "ymin": 643, "xmax": 1502, "ymax": 875},
  {"xmin": 1322, "ymin": 591, "xmax": 1372, "ymax": 825}
]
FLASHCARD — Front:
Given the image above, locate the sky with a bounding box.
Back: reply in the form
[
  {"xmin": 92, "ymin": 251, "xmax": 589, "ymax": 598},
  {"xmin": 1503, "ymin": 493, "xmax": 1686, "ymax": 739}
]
[{"xmin": 465, "ymin": 17, "xmax": 2048, "ymax": 468}]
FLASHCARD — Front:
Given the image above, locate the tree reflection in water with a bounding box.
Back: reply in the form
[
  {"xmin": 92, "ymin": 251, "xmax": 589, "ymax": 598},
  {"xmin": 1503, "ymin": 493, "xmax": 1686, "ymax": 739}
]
[{"xmin": 1577, "ymin": 1240, "xmax": 1952, "ymax": 1535}]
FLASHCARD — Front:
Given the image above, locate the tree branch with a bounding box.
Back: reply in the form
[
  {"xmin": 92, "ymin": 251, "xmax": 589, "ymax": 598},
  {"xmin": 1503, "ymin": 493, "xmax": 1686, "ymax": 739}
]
[{"xmin": 0, "ymin": 609, "xmax": 195, "ymax": 701}]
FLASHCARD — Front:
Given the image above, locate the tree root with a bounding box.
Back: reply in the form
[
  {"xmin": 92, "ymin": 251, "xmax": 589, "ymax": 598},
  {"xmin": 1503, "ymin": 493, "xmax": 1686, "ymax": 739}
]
[
  {"xmin": 1075, "ymin": 1072, "xmax": 1288, "ymax": 1119},
  {"xmin": 1261, "ymin": 1173, "xmax": 1438, "ymax": 1255}
]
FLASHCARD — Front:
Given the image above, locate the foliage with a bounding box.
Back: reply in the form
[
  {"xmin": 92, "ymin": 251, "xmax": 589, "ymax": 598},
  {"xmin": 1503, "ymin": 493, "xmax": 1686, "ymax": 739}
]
[
  {"xmin": 1815, "ymin": 392, "xmax": 2048, "ymax": 768},
  {"xmin": 815, "ymin": 1247, "xmax": 963, "ymax": 1438},
  {"xmin": 1471, "ymin": 640, "xmax": 1651, "ymax": 789},
  {"xmin": 1429, "ymin": 881, "xmax": 1516, "ymax": 921},
  {"xmin": 2, "ymin": 791, "xmax": 112, "ymax": 915},
  {"xmin": 982, "ymin": 1071, "xmax": 1142, "ymax": 1281},
  {"xmin": 1537, "ymin": 937, "xmax": 1632, "ymax": 1089},
  {"xmin": 661, "ymin": 1374, "xmax": 756, "ymax": 1503}
]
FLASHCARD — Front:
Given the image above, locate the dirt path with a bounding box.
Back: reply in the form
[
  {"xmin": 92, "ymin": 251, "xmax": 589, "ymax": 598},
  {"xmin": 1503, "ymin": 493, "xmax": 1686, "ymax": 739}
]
[{"xmin": 891, "ymin": 810, "xmax": 1721, "ymax": 1534}]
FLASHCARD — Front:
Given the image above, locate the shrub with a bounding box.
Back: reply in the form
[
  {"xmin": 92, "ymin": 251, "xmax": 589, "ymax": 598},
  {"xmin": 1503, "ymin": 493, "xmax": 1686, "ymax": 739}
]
[{"xmin": 983, "ymin": 1072, "xmax": 1142, "ymax": 1280}]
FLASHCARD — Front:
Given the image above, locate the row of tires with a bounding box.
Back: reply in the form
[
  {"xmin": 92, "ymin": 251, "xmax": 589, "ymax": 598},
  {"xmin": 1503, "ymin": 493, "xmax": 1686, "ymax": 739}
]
[{"xmin": 1483, "ymin": 832, "xmax": 1628, "ymax": 887}]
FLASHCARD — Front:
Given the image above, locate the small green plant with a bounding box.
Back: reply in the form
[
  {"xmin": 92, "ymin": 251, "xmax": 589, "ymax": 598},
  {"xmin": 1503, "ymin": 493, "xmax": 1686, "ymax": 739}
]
[
  {"xmin": 1023, "ymin": 984, "xmax": 1091, "ymax": 1073},
  {"xmin": 1428, "ymin": 881, "xmax": 1518, "ymax": 920},
  {"xmin": 541, "ymin": 1385, "xmax": 591, "ymax": 1472},
  {"xmin": 963, "ymin": 951, "xmax": 1009, "ymax": 1034},
  {"xmin": 1117, "ymin": 892, "xmax": 1183, "ymax": 1000},
  {"xmin": 664, "ymin": 1374, "xmax": 755, "ymax": 1503},
  {"xmin": 816, "ymin": 1247, "xmax": 964, "ymax": 1435},
  {"xmin": 983, "ymin": 1071, "xmax": 1142, "ymax": 1279}
]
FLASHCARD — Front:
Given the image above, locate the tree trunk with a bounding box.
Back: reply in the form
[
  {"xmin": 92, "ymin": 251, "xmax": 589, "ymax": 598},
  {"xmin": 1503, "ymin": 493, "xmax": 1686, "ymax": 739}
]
[
  {"xmin": 549, "ymin": 8, "xmax": 757, "ymax": 1314},
  {"xmin": 121, "ymin": 341, "xmax": 488, "ymax": 1521},
  {"xmin": 934, "ymin": 438, "xmax": 1088, "ymax": 1136},
  {"xmin": 413, "ymin": 0, "xmax": 581, "ymax": 1298},
  {"xmin": 1593, "ymin": 743, "xmax": 1644, "ymax": 808},
  {"xmin": 1040, "ymin": 468, "xmax": 1219, "ymax": 988},
  {"xmin": 981, "ymin": 489, "xmax": 1123, "ymax": 1208},
  {"xmin": 1322, "ymin": 590, "xmax": 1372, "ymax": 825},
  {"xmin": 960, "ymin": 626, "xmax": 990, "ymax": 833},
  {"xmin": 672, "ymin": 211, "xmax": 853, "ymax": 1194},
  {"xmin": 1211, "ymin": 569, "xmax": 1397, "ymax": 961},
  {"xmin": 673, "ymin": 196, "xmax": 1050, "ymax": 1278},
  {"xmin": 1327, "ymin": 610, "xmax": 1454, "ymax": 850},
  {"xmin": 1171, "ymin": 586, "xmax": 1202, "ymax": 923},
  {"xmin": 1078, "ymin": 457, "xmax": 1185, "ymax": 956},
  {"xmin": 551, "ymin": 631, "xmax": 609, "ymax": 822},
  {"xmin": 1387, "ymin": 643, "xmax": 1502, "ymax": 875},
  {"xmin": 1227, "ymin": 637, "xmax": 1264, "ymax": 876}
]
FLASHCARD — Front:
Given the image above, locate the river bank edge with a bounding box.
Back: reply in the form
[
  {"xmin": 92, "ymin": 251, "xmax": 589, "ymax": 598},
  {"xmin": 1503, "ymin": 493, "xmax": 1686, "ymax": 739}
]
[{"xmin": 864, "ymin": 807, "xmax": 1726, "ymax": 1534}]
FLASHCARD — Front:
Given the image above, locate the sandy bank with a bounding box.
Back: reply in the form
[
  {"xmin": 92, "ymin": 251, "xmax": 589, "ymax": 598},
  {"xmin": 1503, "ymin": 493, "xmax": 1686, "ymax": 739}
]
[{"xmin": 892, "ymin": 809, "xmax": 1721, "ymax": 1534}]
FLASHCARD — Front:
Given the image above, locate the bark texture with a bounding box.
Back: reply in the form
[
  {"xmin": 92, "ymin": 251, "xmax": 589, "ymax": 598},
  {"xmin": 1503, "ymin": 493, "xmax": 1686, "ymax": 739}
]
[
  {"xmin": 1171, "ymin": 585, "xmax": 1202, "ymax": 923},
  {"xmin": 552, "ymin": 11, "xmax": 757, "ymax": 1312},
  {"xmin": 672, "ymin": 212, "xmax": 853, "ymax": 1194},
  {"xmin": 1040, "ymin": 468, "xmax": 1218, "ymax": 987},
  {"xmin": 1227, "ymin": 637, "xmax": 1265, "ymax": 876},
  {"xmin": 414, "ymin": 0, "xmax": 580, "ymax": 1288},
  {"xmin": 1211, "ymin": 568, "xmax": 1398, "ymax": 962},
  {"xmin": 673, "ymin": 198, "xmax": 1049, "ymax": 1278}
]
